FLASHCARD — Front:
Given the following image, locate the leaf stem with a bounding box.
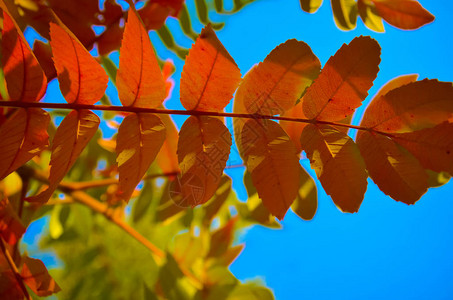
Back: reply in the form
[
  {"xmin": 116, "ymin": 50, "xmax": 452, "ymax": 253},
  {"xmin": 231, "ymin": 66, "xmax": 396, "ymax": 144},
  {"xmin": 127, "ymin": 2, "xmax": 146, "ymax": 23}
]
[
  {"xmin": 0, "ymin": 101, "xmax": 381, "ymax": 133},
  {"xmin": 0, "ymin": 238, "xmax": 32, "ymax": 300}
]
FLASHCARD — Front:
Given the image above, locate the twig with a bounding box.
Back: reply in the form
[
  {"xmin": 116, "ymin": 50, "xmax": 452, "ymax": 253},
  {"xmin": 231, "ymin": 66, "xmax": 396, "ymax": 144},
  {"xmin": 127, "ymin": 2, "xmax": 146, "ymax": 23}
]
[
  {"xmin": 0, "ymin": 101, "xmax": 384, "ymax": 134},
  {"xmin": 0, "ymin": 239, "xmax": 32, "ymax": 300}
]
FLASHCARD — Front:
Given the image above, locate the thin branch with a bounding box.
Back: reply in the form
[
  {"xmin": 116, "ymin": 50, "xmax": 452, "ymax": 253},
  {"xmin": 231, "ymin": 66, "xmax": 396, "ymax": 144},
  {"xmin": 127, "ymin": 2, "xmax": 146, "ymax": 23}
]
[
  {"xmin": 25, "ymin": 167, "xmax": 204, "ymax": 289},
  {"xmin": 0, "ymin": 238, "xmax": 32, "ymax": 300},
  {"xmin": 0, "ymin": 101, "xmax": 383, "ymax": 134}
]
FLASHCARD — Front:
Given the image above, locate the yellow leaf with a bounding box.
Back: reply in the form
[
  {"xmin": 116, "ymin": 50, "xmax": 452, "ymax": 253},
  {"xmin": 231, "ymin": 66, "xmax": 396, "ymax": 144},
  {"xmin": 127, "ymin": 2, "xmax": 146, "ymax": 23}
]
[
  {"xmin": 291, "ymin": 167, "xmax": 317, "ymax": 220},
  {"xmin": 240, "ymin": 119, "xmax": 300, "ymax": 220},
  {"xmin": 358, "ymin": 0, "xmax": 384, "ymax": 32},
  {"xmin": 356, "ymin": 131, "xmax": 428, "ymax": 204},
  {"xmin": 116, "ymin": 113, "xmax": 166, "ymax": 202},
  {"xmin": 300, "ymin": 0, "xmax": 323, "ymax": 13},
  {"xmin": 173, "ymin": 116, "xmax": 231, "ymax": 207},
  {"xmin": 235, "ymin": 39, "xmax": 320, "ymax": 115},
  {"xmin": 331, "ymin": 0, "xmax": 358, "ymax": 30},
  {"xmin": 301, "ymin": 124, "xmax": 367, "ymax": 213},
  {"xmin": 302, "ymin": 36, "xmax": 380, "ymax": 122},
  {"xmin": 180, "ymin": 25, "xmax": 241, "ymax": 111}
]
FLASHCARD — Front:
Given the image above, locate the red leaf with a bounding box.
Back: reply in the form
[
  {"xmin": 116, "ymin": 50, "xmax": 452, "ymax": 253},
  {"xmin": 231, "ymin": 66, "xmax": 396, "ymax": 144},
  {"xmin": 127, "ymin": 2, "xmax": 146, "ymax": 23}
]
[
  {"xmin": 21, "ymin": 256, "xmax": 61, "ymax": 297},
  {"xmin": 0, "ymin": 108, "xmax": 49, "ymax": 180},
  {"xmin": 372, "ymin": 0, "xmax": 434, "ymax": 30},
  {"xmin": 50, "ymin": 22, "xmax": 108, "ymax": 104},
  {"xmin": 27, "ymin": 110, "xmax": 99, "ymax": 203},
  {"xmin": 303, "ymin": 36, "xmax": 380, "ymax": 121},
  {"xmin": 117, "ymin": 9, "xmax": 166, "ymax": 108},
  {"xmin": 0, "ymin": 197, "xmax": 25, "ymax": 245},
  {"xmin": 1, "ymin": 9, "xmax": 47, "ymax": 102},
  {"xmin": 116, "ymin": 113, "xmax": 166, "ymax": 202},
  {"xmin": 180, "ymin": 25, "xmax": 242, "ymax": 112}
]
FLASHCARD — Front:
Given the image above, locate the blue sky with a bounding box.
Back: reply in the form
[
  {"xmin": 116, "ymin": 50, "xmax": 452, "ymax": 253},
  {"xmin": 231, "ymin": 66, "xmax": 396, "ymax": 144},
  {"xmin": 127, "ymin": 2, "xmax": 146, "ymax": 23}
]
[{"xmin": 22, "ymin": 1, "xmax": 453, "ymax": 299}]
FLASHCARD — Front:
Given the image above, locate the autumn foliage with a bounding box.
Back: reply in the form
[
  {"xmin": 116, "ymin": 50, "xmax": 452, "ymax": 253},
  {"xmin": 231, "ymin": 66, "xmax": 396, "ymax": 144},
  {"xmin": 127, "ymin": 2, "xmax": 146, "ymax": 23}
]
[{"xmin": 0, "ymin": 0, "xmax": 449, "ymax": 299}]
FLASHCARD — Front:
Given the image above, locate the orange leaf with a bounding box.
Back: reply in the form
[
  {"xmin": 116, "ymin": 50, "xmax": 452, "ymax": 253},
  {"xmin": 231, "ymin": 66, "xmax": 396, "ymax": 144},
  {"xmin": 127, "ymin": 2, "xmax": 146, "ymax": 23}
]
[
  {"xmin": 361, "ymin": 79, "xmax": 453, "ymax": 133},
  {"xmin": 27, "ymin": 110, "xmax": 99, "ymax": 203},
  {"xmin": 21, "ymin": 256, "xmax": 61, "ymax": 297},
  {"xmin": 0, "ymin": 197, "xmax": 25, "ymax": 245},
  {"xmin": 116, "ymin": 9, "xmax": 166, "ymax": 108},
  {"xmin": 372, "ymin": 0, "xmax": 434, "ymax": 30},
  {"xmin": 1, "ymin": 9, "xmax": 47, "ymax": 102},
  {"xmin": 0, "ymin": 108, "xmax": 49, "ymax": 180},
  {"xmin": 207, "ymin": 217, "xmax": 237, "ymax": 258},
  {"xmin": 392, "ymin": 122, "xmax": 453, "ymax": 175},
  {"xmin": 356, "ymin": 131, "xmax": 428, "ymax": 204},
  {"xmin": 236, "ymin": 39, "xmax": 320, "ymax": 115},
  {"xmin": 301, "ymin": 124, "xmax": 367, "ymax": 212},
  {"xmin": 280, "ymin": 101, "xmax": 308, "ymax": 154},
  {"xmin": 302, "ymin": 36, "xmax": 380, "ymax": 121},
  {"xmin": 0, "ymin": 269, "xmax": 23, "ymax": 300},
  {"xmin": 240, "ymin": 119, "xmax": 300, "ymax": 220},
  {"xmin": 116, "ymin": 113, "xmax": 166, "ymax": 202},
  {"xmin": 173, "ymin": 116, "xmax": 231, "ymax": 206},
  {"xmin": 156, "ymin": 114, "xmax": 180, "ymax": 174},
  {"xmin": 291, "ymin": 167, "xmax": 318, "ymax": 220},
  {"xmin": 180, "ymin": 25, "xmax": 242, "ymax": 111},
  {"xmin": 50, "ymin": 22, "xmax": 108, "ymax": 104}
]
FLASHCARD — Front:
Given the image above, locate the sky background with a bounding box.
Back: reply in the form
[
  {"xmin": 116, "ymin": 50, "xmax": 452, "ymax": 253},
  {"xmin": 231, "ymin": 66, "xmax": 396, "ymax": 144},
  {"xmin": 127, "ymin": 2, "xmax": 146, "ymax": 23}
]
[{"xmin": 22, "ymin": 1, "xmax": 453, "ymax": 299}]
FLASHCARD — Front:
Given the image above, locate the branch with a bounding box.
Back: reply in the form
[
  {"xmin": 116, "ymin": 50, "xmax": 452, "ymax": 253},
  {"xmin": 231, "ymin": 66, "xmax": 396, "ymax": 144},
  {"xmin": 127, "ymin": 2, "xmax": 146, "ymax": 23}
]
[
  {"xmin": 0, "ymin": 101, "xmax": 383, "ymax": 134},
  {"xmin": 0, "ymin": 239, "xmax": 32, "ymax": 300}
]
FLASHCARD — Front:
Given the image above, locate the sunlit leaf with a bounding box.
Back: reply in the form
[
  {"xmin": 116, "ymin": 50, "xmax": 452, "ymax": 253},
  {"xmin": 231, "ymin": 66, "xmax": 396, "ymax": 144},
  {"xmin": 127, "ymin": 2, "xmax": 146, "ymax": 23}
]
[
  {"xmin": 27, "ymin": 110, "xmax": 99, "ymax": 203},
  {"xmin": 280, "ymin": 101, "xmax": 308, "ymax": 154},
  {"xmin": 180, "ymin": 25, "xmax": 241, "ymax": 111},
  {"xmin": 357, "ymin": 131, "xmax": 428, "ymax": 204},
  {"xmin": 236, "ymin": 39, "xmax": 320, "ymax": 115},
  {"xmin": 331, "ymin": 0, "xmax": 358, "ymax": 30},
  {"xmin": 300, "ymin": 0, "xmax": 323, "ymax": 13},
  {"xmin": 50, "ymin": 22, "xmax": 108, "ymax": 104},
  {"xmin": 0, "ymin": 108, "xmax": 49, "ymax": 180},
  {"xmin": 1, "ymin": 10, "xmax": 47, "ymax": 101},
  {"xmin": 291, "ymin": 167, "xmax": 317, "ymax": 220},
  {"xmin": 116, "ymin": 113, "xmax": 165, "ymax": 202},
  {"xmin": 156, "ymin": 114, "xmax": 180, "ymax": 174},
  {"xmin": 174, "ymin": 116, "xmax": 231, "ymax": 207},
  {"xmin": 358, "ymin": 0, "xmax": 384, "ymax": 32},
  {"xmin": 372, "ymin": 0, "xmax": 434, "ymax": 30},
  {"xmin": 303, "ymin": 36, "xmax": 380, "ymax": 121},
  {"xmin": 207, "ymin": 217, "xmax": 237, "ymax": 258},
  {"xmin": 21, "ymin": 256, "xmax": 61, "ymax": 296},
  {"xmin": 301, "ymin": 124, "xmax": 367, "ymax": 212},
  {"xmin": 240, "ymin": 119, "xmax": 300, "ymax": 220},
  {"xmin": 361, "ymin": 79, "xmax": 453, "ymax": 133},
  {"xmin": 117, "ymin": 9, "xmax": 166, "ymax": 108}
]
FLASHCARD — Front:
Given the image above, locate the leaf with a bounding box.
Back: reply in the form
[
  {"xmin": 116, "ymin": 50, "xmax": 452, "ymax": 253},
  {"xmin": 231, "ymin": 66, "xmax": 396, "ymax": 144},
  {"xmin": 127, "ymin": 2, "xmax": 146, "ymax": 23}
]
[
  {"xmin": 207, "ymin": 217, "xmax": 237, "ymax": 258},
  {"xmin": 0, "ymin": 108, "xmax": 49, "ymax": 180},
  {"xmin": 173, "ymin": 116, "xmax": 231, "ymax": 207},
  {"xmin": 291, "ymin": 167, "xmax": 317, "ymax": 220},
  {"xmin": 357, "ymin": 0, "xmax": 384, "ymax": 32},
  {"xmin": 50, "ymin": 22, "xmax": 108, "ymax": 104},
  {"xmin": 331, "ymin": 0, "xmax": 358, "ymax": 30},
  {"xmin": 0, "ymin": 197, "xmax": 25, "ymax": 245},
  {"xmin": 300, "ymin": 0, "xmax": 323, "ymax": 13},
  {"xmin": 156, "ymin": 114, "xmax": 180, "ymax": 174},
  {"xmin": 116, "ymin": 113, "xmax": 166, "ymax": 202},
  {"xmin": 202, "ymin": 175, "xmax": 232, "ymax": 224},
  {"xmin": 180, "ymin": 25, "xmax": 241, "ymax": 111},
  {"xmin": 360, "ymin": 79, "xmax": 453, "ymax": 133},
  {"xmin": 235, "ymin": 39, "xmax": 320, "ymax": 115},
  {"xmin": 301, "ymin": 124, "xmax": 367, "ymax": 213},
  {"xmin": 27, "ymin": 110, "xmax": 99, "ymax": 203},
  {"xmin": 392, "ymin": 122, "xmax": 453, "ymax": 175},
  {"xmin": 1, "ymin": 10, "xmax": 47, "ymax": 101},
  {"xmin": 372, "ymin": 0, "xmax": 434, "ymax": 30},
  {"xmin": 116, "ymin": 9, "xmax": 166, "ymax": 108},
  {"xmin": 240, "ymin": 119, "xmax": 300, "ymax": 220},
  {"xmin": 280, "ymin": 101, "xmax": 308, "ymax": 154},
  {"xmin": 356, "ymin": 131, "xmax": 428, "ymax": 204},
  {"xmin": 302, "ymin": 36, "xmax": 380, "ymax": 121},
  {"xmin": 21, "ymin": 256, "xmax": 61, "ymax": 297}
]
